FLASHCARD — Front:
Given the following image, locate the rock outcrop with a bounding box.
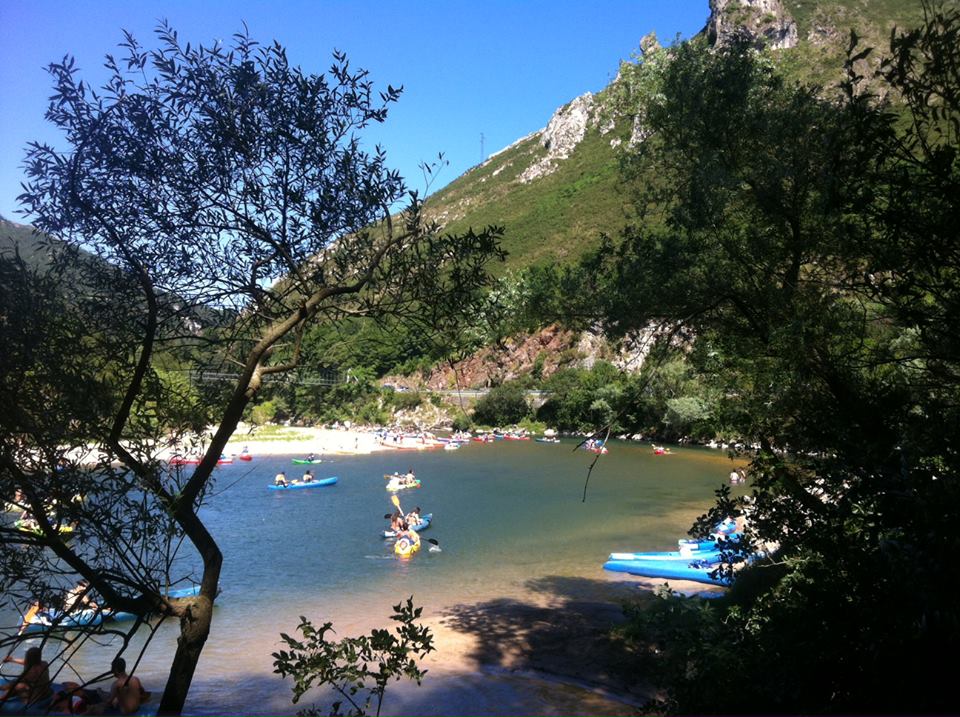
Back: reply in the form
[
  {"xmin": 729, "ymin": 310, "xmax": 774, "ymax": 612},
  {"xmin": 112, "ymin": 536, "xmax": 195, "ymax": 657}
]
[
  {"xmin": 518, "ymin": 92, "xmax": 595, "ymax": 183},
  {"xmin": 706, "ymin": 0, "xmax": 798, "ymax": 50}
]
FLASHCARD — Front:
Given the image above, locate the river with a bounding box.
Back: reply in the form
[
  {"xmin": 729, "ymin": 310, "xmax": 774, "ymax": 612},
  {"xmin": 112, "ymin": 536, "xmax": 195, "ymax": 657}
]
[{"xmin": 7, "ymin": 439, "xmax": 746, "ymax": 715}]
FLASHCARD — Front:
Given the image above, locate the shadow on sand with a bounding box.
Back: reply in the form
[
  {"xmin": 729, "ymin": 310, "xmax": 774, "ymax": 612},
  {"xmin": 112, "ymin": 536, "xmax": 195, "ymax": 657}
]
[
  {"xmin": 437, "ymin": 574, "xmax": 656, "ymax": 707},
  {"xmin": 181, "ymin": 576, "xmax": 658, "ymax": 716}
]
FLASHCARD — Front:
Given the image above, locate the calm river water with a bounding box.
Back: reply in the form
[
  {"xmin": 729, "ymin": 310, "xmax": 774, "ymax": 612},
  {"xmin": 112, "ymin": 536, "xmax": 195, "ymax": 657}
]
[{"xmin": 10, "ymin": 439, "xmax": 745, "ymax": 715}]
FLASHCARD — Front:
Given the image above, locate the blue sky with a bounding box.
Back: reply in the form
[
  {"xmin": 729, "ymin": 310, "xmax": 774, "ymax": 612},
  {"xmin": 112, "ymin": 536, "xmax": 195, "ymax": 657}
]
[{"xmin": 0, "ymin": 0, "xmax": 708, "ymax": 221}]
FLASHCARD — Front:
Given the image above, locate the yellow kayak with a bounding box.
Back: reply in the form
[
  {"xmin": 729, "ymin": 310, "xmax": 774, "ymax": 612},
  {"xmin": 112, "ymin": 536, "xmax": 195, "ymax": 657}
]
[{"xmin": 394, "ymin": 532, "xmax": 421, "ymax": 557}]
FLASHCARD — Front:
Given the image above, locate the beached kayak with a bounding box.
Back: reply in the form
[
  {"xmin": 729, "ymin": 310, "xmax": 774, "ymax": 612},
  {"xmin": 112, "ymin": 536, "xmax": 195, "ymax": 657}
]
[
  {"xmin": 169, "ymin": 456, "xmax": 201, "ymax": 465},
  {"xmin": 169, "ymin": 456, "xmax": 232, "ymax": 465},
  {"xmin": 607, "ymin": 548, "xmax": 724, "ymax": 563},
  {"xmin": 291, "ymin": 458, "xmax": 323, "ymax": 465},
  {"xmin": 382, "ymin": 513, "xmax": 433, "ymax": 538},
  {"xmin": 603, "ymin": 556, "xmax": 731, "ymax": 586},
  {"xmin": 268, "ymin": 477, "xmax": 338, "ymax": 489},
  {"xmin": 20, "ymin": 585, "xmax": 203, "ymax": 633}
]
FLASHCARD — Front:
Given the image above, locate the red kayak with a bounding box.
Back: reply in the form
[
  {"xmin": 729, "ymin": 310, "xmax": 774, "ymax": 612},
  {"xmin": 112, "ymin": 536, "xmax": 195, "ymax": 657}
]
[
  {"xmin": 169, "ymin": 456, "xmax": 201, "ymax": 466},
  {"xmin": 238, "ymin": 453, "xmax": 253, "ymax": 461}
]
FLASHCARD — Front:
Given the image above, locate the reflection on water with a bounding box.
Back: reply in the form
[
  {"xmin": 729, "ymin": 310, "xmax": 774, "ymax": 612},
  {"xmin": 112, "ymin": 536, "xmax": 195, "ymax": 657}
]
[{"xmin": 3, "ymin": 441, "xmax": 745, "ymax": 714}]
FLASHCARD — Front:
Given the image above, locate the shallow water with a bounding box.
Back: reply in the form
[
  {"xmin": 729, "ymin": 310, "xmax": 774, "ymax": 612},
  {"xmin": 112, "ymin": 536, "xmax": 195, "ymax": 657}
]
[{"xmin": 7, "ymin": 440, "xmax": 745, "ymax": 714}]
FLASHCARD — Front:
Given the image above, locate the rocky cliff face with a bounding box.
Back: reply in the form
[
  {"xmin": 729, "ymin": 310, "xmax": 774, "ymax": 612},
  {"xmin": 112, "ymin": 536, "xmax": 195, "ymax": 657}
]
[
  {"xmin": 412, "ymin": 323, "xmax": 662, "ymax": 390},
  {"xmin": 706, "ymin": 0, "xmax": 798, "ymax": 50},
  {"xmin": 518, "ymin": 93, "xmax": 595, "ymax": 184},
  {"xmin": 478, "ymin": 0, "xmax": 797, "ymax": 189}
]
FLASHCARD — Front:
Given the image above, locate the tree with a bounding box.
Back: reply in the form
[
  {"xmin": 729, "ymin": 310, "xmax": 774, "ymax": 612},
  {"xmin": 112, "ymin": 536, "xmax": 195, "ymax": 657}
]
[
  {"xmin": 273, "ymin": 598, "xmax": 434, "ymax": 717},
  {"xmin": 471, "ymin": 381, "xmax": 530, "ymax": 426},
  {"xmin": 586, "ymin": 5, "xmax": 958, "ymax": 711},
  {"xmin": 7, "ymin": 24, "xmax": 502, "ymax": 714}
]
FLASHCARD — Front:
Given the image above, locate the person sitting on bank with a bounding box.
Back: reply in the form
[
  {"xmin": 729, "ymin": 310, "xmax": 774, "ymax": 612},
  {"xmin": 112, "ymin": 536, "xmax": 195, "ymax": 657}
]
[
  {"xmin": 1, "ymin": 647, "xmax": 52, "ymax": 706},
  {"xmin": 104, "ymin": 657, "xmax": 148, "ymax": 715},
  {"xmin": 274, "ymin": 471, "xmax": 288, "ymax": 487},
  {"xmin": 52, "ymin": 681, "xmax": 104, "ymax": 715}
]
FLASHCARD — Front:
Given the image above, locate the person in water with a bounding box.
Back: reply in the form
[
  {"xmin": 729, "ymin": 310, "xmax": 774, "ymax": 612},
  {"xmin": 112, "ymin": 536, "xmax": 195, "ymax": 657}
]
[
  {"xmin": 1, "ymin": 647, "xmax": 52, "ymax": 705},
  {"xmin": 104, "ymin": 657, "xmax": 148, "ymax": 715},
  {"xmin": 274, "ymin": 471, "xmax": 288, "ymax": 487}
]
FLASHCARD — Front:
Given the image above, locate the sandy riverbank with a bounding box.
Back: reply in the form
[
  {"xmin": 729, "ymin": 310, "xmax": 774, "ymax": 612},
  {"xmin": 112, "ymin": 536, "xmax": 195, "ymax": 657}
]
[
  {"xmin": 221, "ymin": 426, "xmax": 387, "ymax": 457},
  {"xmin": 155, "ymin": 425, "xmax": 447, "ymax": 460}
]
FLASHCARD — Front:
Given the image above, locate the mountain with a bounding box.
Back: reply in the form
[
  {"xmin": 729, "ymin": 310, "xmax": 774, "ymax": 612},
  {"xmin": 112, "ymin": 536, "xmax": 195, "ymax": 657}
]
[
  {"xmin": 0, "ymin": 217, "xmax": 229, "ymax": 332},
  {"xmin": 423, "ymin": 0, "xmax": 926, "ymax": 274}
]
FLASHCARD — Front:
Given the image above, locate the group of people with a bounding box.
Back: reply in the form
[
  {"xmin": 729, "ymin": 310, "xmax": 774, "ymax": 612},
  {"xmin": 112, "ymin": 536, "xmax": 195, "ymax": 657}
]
[
  {"xmin": 274, "ymin": 469, "xmax": 316, "ymax": 487},
  {"xmin": 389, "ymin": 506, "xmax": 423, "ymax": 534},
  {"xmin": 1, "ymin": 649, "xmax": 147, "ymax": 714},
  {"xmin": 387, "ymin": 468, "xmax": 418, "ymax": 487}
]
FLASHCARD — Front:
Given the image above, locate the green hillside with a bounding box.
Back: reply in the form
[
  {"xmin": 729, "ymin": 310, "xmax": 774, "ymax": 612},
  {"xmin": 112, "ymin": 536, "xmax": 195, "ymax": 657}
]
[{"xmin": 423, "ymin": 0, "xmax": 928, "ymax": 273}]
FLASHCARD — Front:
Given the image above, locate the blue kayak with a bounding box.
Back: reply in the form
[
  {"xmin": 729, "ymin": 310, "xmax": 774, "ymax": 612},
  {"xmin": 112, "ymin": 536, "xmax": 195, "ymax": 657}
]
[
  {"xmin": 678, "ymin": 533, "xmax": 740, "ymax": 552},
  {"xmin": 603, "ymin": 556, "xmax": 731, "ymax": 586},
  {"xmin": 21, "ymin": 584, "xmax": 204, "ymax": 632},
  {"xmin": 382, "ymin": 513, "xmax": 433, "ymax": 538},
  {"xmin": 608, "ymin": 548, "xmax": 724, "ymax": 563},
  {"xmin": 268, "ymin": 476, "xmax": 337, "ymax": 489}
]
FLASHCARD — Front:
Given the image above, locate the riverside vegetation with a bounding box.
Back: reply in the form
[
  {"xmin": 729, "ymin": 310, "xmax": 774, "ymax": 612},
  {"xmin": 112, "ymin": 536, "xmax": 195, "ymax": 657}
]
[{"xmin": 2, "ymin": 0, "xmax": 958, "ymax": 714}]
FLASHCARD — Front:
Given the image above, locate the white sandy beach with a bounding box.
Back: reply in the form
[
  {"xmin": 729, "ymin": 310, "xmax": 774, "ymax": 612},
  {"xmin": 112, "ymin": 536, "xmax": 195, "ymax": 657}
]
[{"xmin": 222, "ymin": 426, "xmax": 388, "ymax": 458}]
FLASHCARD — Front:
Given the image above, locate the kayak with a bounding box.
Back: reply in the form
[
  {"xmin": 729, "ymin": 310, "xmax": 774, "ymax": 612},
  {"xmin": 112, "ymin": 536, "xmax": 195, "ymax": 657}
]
[
  {"xmin": 20, "ymin": 584, "xmax": 203, "ymax": 633},
  {"xmin": 291, "ymin": 458, "xmax": 323, "ymax": 464},
  {"xmin": 268, "ymin": 477, "xmax": 338, "ymax": 489},
  {"xmin": 169, "ymin": 456, "xmax": 232, "ymax": 465},
  {"xmin": 394, "ymin": 532, "xmax": 421, "ymax": 557},
  {"xmin": 603, "ymin": 556, "xmax": 731, "ymax": 586},
  {"xmin": 679, "ymin": 532, "xmax": 741, "ymax": 552},
  {"xmin": 536, "ymin": 437, "xmax": 560, "ymax": 444},
  {"xmin": 608, "ymin": 548, "xmax": 724, "ymax": 563},
  {"xmin": 14, "ymin": 519, "xmax": 75, "ymax": 536},
  {"xmin": 238, "ymin": 453, "xmax": 253, "ymax": 461},
  {"xmin": 382, "ymin": 513, "xmax": 433, "ymax": 538},
  {"xmin": 386, "ymin": 478, "xmax": 421, "ymax": 492}
]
